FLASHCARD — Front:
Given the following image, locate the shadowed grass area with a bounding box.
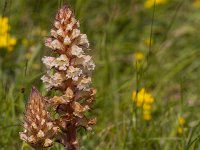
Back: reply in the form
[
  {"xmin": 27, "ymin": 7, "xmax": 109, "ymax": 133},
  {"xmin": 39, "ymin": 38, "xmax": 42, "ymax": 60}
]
[{"xmin": 0, "ymin": 0, "xmax": 200, "ymax": 149}]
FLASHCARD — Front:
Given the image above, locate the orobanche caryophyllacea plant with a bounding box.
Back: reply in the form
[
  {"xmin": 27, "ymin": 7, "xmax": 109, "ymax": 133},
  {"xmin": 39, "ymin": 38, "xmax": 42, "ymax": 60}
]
[
  {"xmin": 20, "ymin": 5, "xmax": 96, "ymax": 150},
  {"xmin": 19, "ymin": 87, "xmax": 58, "ymax": 149}
]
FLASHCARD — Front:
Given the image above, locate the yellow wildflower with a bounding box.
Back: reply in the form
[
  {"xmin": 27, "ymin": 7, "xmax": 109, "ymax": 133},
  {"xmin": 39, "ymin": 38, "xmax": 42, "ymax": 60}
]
[
  {"xmin": 9, "ymin": 37, "xmax": 17, "ymax": 45},
  {"xmin": 0, "ymin": 16, "xmax": 17, "ymax": 51},
  {"xmin": 143, "ymin": 112, "xmax": 152, "ymax": 121},
  {"xmin": 134, "ymin": 52, "xmax": 144, "ymax": 61},
  {"xmin": 132, "ymin": 91, "xmax": 143, "ymax": 107},
  {"xmin": 144, "ymin": 0, "xmax": 167, "ymax": 9},
  {"xmin": 143, "ymin": 110, "xmax": 152, "ymax": 121},
  {"xmin": 177, "ymin": 127, "xmax": 184, "ymax": 135},
  {"xmin": 0, "ymin": 17, "xmax": 9, "ymax": 34},
  {"xmin": 132, "ymin": 88, "xmax": 154, "ymax": 106},
  {"xmin": 143, "ymin": 104, "xmax": 152, "ymax": 111},
  {"xmin": 144, "ymin": 94, "xmax": 154, "ymax": 104},
  {"xmin": 178, "ymin": 117, "xmax": 186, "ymax": 126},
  {"xmin": 132, "ymin": 88, "xmax": 154, "ymax": 121},
  {"xmin": 193, "ymin": 0, "xmax": 200, "ymax": 8},
  {"xmin": 177, "ymin": 116, "xmax": 186, "ymax": 135}
]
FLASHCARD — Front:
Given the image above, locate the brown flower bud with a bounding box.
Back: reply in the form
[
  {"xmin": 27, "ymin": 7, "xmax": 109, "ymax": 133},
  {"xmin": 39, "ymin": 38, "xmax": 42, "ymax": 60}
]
[{"xmin": 19, "ymin": 87, "xmax": 58, "ymax": 149}]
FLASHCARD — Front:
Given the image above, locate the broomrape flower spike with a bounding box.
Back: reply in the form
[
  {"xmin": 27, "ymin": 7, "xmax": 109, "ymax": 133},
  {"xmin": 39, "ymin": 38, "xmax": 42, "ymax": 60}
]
[
  {"xmin": 19, "ymin": 87, "xmax": 57, "ymax": 150},
  {"xmin": 20, "ymin": 5, "xmax": 96, "ymax": 150}
]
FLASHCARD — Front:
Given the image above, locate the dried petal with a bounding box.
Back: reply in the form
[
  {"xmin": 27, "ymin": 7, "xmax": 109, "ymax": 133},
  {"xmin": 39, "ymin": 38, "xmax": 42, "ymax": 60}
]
[
  {"xmin": 77, "ymin": 77, "xmax": 92, "ymax": 91},
  {"xmin": 51, "ymin": 29, "xmax": 57, "ymax": 38},
  {"xmin": 64, "ymin": 36, "xmax": 71, "ymax": 45},
  {"xmin": 52, "ymin": 54, "xmax": 69, "ymax": 70},
  {"xmin": 63, "ymin": 87, "xmax": 74, "ymax": 99},
  {"xmin": 66, "ymin": 66, "xmax": 82, "ymax": 81},
  {"xmin": 51, "ymin": 96, "xmax": 66, "ymax": 105},
  {"xmin": 45, "ymin": 38, "xmax": 53, "ymax": 49},
  {"xmin": 72, "ymin": 102, "xmax": 89, "ymax": 113},
  {"xmin": 71, "ymin": 29, "xmax": 80, "ymax": 39},
  {"xmin": 19, "ymin": 132, "xmax": 28, "ymax": 141},
  {"xmin": 41, "ymin": 72, "xmax": 66, "ymax": 90},
  {"xmin": 44, "ymin": 139, "xmax": 53, "ymax": 147},
  {"xmin": 51, "ymin": 39, "xmax": 64, "ymax": 50},
  {"xmin": 37, "ymin": 130, "xmax": 45, "ymax": 138},
  {"xmin": 71, "ymin": 45, "xmax": 84, "ymax": 58},
  {"xmin": 57, "ymin": 28, "xmax": 65, "ymax": 37},
  {"xmin": 54, "ymin": 21, "xmax": 61, "ymax": 29},
  {"xmin": 42, "ymin": 56, "xmax": 55, "ymax": 69},
  {"xmin": 79, "ymin": 34, "xmax": 89, "ymax": 48}
]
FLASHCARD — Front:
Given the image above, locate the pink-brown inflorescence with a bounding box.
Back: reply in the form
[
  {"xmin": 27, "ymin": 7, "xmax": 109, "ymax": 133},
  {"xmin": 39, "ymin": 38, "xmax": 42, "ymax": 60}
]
[
  {"xmin": 19, "ymin": 87, "xmax": 58, "ymax": 150},
  {"xmin": 20, "ymin": 5, "xmax": 96, "ymax": 150}
]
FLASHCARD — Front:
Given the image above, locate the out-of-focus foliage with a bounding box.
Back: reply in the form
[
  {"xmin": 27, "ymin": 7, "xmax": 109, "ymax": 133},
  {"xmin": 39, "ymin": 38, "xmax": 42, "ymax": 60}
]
[{"xmin": 0, "ymin": 0, "xmax": 199, "ymax": 150}]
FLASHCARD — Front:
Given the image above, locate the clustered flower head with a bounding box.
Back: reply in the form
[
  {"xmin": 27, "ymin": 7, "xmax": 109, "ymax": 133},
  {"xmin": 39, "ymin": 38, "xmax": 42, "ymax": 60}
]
[
  {"xmin": 0, "ymin": 16, "xmax": 17, "ymax": 52},
  {"xmin": 177, "ymin": 116, "xmax": 186, "ymax": 135},
  {"xmin": 19, "ymin": 87, "xmax": 58, "ymax": 149},
  {"xmin": 132, "ymin": 88, "xmax": 154, "ymax": 121},
  {"xmin": 144, "ymin": 0, "xmax": 167, "ymax": 9},
  {"xmin": 20, "ymin": 5, "xmax": 96, "ymax": 150},
  {"xmin": 41, "ymin": 6, "xmax": 95, "ymax": 92},
  {"xmin": 134, "ymin": 52, "xmax": 144, "ymax": 62}
]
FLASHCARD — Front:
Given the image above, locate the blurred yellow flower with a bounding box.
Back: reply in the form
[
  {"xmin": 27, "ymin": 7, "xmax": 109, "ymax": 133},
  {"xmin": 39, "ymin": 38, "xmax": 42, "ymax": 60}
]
[
  {"xmin": 134, "ymin": 52, "xmax": 145, "ymax": 61},
  {"xmin": 0, "ymin": 17, "xmax": 9, "ymax": 34},
  {"xmin": 132, "ymin": 88, "xmax": 154, "ymax": 106},
  {"xmin": 177, "ymin": 127, "xmax": 184, "ymax": 134},
  {"xmin": 143, "ymin": 113, "xmax": 152, "ymax": 121},
  {"xmin": 133, "ymin": 52, "xmax": 144, "ymax": 70},
  {"xmin": 177, "ymin": 116, "xmax": 186, "ymax": 135},
  {"xmin": 144, "ymin": 0, "xmax": 167, "ymax": 9},
  {"xmin": 0, "ymin": 16, "xmax": 17, "ymax": 52},
  {"xmin": 143, "ymin": 103, "xmax": 152, "ymax": 111},
  {"xmin": 178, "ymin": 117, "xmax": 186, "ymax": 126},
  {"xmin": 193, "ymin": 0, "xmax": 200, "ymax": 8},
  {"xmin": 132, "ymin": 88, "xmax": 155, "ymax": 121}
]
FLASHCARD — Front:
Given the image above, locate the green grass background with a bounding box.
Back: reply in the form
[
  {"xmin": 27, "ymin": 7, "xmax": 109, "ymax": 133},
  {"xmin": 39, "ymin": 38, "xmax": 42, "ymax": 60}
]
[{"xmin": 0, "ymin": 0, "xmax": 200, "ymax": 149}]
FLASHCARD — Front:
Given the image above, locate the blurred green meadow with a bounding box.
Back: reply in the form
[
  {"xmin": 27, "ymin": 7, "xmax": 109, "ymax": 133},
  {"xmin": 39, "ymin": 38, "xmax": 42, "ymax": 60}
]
[{"xmin": 0, "ymin": 0, "xmax": 200, "ymax": 149}]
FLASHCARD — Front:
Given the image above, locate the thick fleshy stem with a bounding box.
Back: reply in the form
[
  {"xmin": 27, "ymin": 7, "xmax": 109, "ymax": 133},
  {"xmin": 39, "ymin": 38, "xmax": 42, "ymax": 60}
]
[{"xmin": 66, "ymin": 125, "xmax": 78, "ymax": 150}]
